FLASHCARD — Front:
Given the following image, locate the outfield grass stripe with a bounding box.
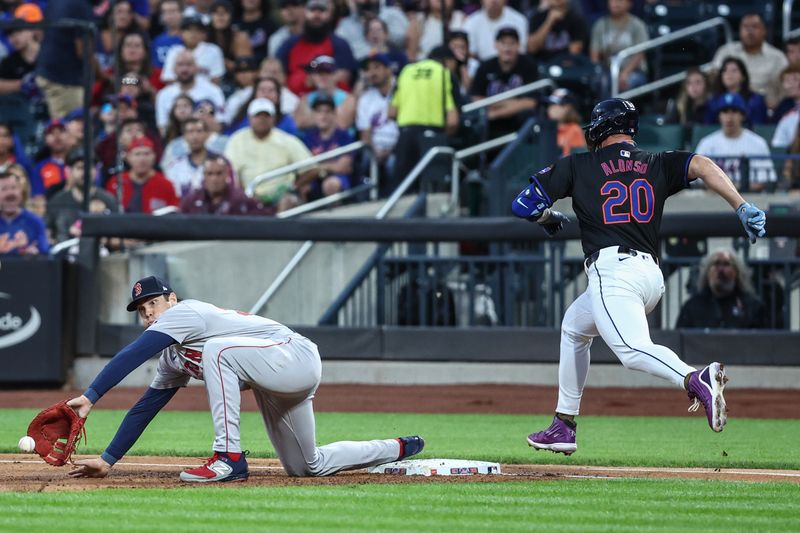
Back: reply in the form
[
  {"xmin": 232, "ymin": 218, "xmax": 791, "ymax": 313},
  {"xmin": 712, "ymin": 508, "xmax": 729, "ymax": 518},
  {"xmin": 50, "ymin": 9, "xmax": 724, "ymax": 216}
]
[{"xmin": 1, "ymin": 480, "xmax": 798, "ymax": 533}]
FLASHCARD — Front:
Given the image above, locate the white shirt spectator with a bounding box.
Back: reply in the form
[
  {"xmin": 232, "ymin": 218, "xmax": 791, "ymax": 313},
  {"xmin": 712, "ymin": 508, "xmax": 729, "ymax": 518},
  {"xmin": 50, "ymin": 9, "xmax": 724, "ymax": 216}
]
[
  {"xmin": 462, "ymin": 7, "xmax": 528, "ymax": 61},
  {"xmin": 155, "ymin": 78, "xmax": 226, "ymax": 129},
  {"xmin": 161, "ymin": 43, "xmax": 226, "ymax": 83},
  {"xmin": 696, "ymin": 129, "xmax": 776, "ymax": 189},
  {"xmin": 268, "ymin": 26, "xmax": 293, "ymax": 58},
  {"xmin": 356, "ymin": 86, "xmax": 399, "ymax": 152},
  {"xmin": 223, "ymin": 87, "xmax": 299, "ymax": 127},
  {"xmin": 411, "ymin": 11, "xmax": 467, "ymax": 61},
  {"xmin": 771, "ymin": 107, "xmax": 800, "ymax": 149}
]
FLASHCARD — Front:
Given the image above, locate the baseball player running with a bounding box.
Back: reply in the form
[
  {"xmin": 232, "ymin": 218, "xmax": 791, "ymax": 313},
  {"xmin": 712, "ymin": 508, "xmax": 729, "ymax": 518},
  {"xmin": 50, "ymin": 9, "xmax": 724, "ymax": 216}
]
[
  {"xmin": 66, "ymin": 276, "xmax": 424, "ymax": 481},
  {"xmin": 511, "ymin": 99, "xmax": 766, "ymax": 455}
]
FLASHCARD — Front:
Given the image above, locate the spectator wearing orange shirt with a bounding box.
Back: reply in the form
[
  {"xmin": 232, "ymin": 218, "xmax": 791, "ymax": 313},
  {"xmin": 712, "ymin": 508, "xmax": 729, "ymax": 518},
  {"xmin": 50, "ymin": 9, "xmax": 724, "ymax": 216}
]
[
  {"xmin": 33, "ymin": 119, "xmax": 74, "ymax": 199},
  {"xmin": 546, "ymin": 88, "xmax": 585, "ymax": 156},
  {"xmin": 106, "ymin": 137, "xmax": 179, "ymax": 214}
]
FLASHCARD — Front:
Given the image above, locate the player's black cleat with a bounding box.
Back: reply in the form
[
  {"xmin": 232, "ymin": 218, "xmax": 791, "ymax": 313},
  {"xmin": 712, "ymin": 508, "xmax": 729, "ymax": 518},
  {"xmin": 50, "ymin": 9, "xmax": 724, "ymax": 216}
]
[{"xmin": 397, "ymin": 436, "xmax": 425, "ymax": 460}]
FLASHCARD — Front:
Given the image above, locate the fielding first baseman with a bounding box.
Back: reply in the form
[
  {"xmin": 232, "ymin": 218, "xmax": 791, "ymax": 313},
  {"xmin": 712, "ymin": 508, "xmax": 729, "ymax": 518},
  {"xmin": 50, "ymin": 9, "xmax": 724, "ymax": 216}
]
[
  {"xmin": 512, "ymin": 98, "xmax": 767, "ymax": 455},
  {"xmin": 67, "ymin": 276, "xmax": 424, "ymax": 482}
]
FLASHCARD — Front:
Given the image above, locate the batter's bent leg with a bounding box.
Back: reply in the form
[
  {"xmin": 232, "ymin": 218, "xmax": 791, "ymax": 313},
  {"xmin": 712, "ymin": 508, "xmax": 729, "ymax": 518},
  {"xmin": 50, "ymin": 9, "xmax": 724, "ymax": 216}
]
[
  {"xmin": 556, "ymin": 291, "xmax": 599, "ymax": 415},
  {"xmin": 253, "ymin": 390, "xmax": 400, "ymax": 477},
  {"xmin": 588, "ymin": 267, "xmax": 695, "ymax": 387}
]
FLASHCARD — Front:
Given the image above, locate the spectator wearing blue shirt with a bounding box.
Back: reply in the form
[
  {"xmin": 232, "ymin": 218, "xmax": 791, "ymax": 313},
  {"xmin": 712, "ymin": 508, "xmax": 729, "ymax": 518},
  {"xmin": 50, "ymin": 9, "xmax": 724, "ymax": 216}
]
[
  {"xmin": 0, "ymin": 170, "xmax": 49, "ymax": 255},
  {"xmin": 151, "ymin": 0, "xmax": 184, "ymax": 69},
  {"xmin": 301, "ymin": 94, "xmax": 354, "ymax": 201}
]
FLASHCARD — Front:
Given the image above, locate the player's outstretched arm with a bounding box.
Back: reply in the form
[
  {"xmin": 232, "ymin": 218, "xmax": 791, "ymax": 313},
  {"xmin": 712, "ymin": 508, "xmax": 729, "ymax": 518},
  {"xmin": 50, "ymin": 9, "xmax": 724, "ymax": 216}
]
[
  {"xmin": 73, "ymin": 330, "xmax": 177, "ymax": 412},
  {"xmin": 689, "ymin": 155, "xmax": 767, "ymax": 243},
  {"xmin": 68, "ymin": 386, "xmax": 180, "ymax": 478}
]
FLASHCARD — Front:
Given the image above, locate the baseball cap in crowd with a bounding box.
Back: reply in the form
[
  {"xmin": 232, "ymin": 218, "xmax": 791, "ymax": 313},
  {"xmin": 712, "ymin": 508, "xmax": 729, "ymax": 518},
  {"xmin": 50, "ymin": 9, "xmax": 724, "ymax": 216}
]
[
  {"xmin": 65, "ymin": 148, "xmax": 86, "ymax": 167},
  {"xmin": 63, "ymin": 108, "xmax": 85, "ymax": 124},
  {"xmin": 234, "ymin": 56, "xmax": 259, "ymax": 72},
  {"xmin": 311, "ymin": 93, "xmax": 336, "ymax": 110},
  {"xmin": 305, "ymin": 55, "xmax": 336, "ymax": 73},
  {"xmin": 714, "ymin": 92, "xmax": 748, "ymax": 115},
  {"xmin": 181, "ymin": 14, "xmax": 207, "ymax": 30},
  {"xmin": 547, "ymin": 88, "xmax": 577, "ymax": 107},
  {"xmin": 45, "ymin": 118, "xmax": 65, "ymax": 134},
  {"xmin": 128, "ymin": 136, "xmax": 155, "ymax": 152},
  {"xmin": 248, "ymin": 98, "xmax": 276, "ymax": 117},
  {"xmin": 306, "ymin": 0, "xmax": 330, "ymax": 9},
  {"xmin": 127, "ymin": 276, "xmax": 174, "ymax": 312},
  {"xmin": 428, "ymin": 45, "xmax": 456, "ymax": 61},
  {"xmin": 194, "ymin": 98, "xmax": 217, "ymax": 115},
  {"xmin": 495, "ymin": 26, "xmax": 520, "ymax": 41},
  {"xmin": 14, "ymin": 3, "xmax": 43, "ymax": 23},
  {"xmin": 360, "ymin": 51, "xmax": 392, "ymax": 70}
]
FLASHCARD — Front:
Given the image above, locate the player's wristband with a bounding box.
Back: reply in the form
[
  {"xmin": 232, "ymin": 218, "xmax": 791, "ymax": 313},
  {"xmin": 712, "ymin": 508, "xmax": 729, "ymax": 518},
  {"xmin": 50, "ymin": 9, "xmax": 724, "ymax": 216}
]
[
  {"xmin": 84, "ymin": 388, "xmax": 101, "ymax": 404},
  {"xmin": 100, "ymin": 452, "xmax": 119, "ymax": 466}
]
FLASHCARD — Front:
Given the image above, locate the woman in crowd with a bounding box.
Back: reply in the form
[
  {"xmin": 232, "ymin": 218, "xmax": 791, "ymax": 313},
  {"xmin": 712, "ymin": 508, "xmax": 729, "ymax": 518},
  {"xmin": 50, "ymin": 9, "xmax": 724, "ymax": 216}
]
[
  {"xmin": 259, "ymin": 58, "xmax": 300, "ymax": 115},
  {"xmin": 406, "ymin": 0, "xmax": 465, "ymax": 61},
  {"xmin": 160, "ymin": 94, "xmax": 196, "ymax": 168},
  {"xmin": 707, "ymin": 57, "xmax": 768, "ymax": 125},
  {"xmin": 666, "ymin": 68, "xmax": 712, "ymax": 127},
  {"xmin": 99, "ymin": 1, "xmax": 143, "ymax": 69},
  {"xmin": 208, "ymin": 0, "xmax": 254, "ymax": 75}
]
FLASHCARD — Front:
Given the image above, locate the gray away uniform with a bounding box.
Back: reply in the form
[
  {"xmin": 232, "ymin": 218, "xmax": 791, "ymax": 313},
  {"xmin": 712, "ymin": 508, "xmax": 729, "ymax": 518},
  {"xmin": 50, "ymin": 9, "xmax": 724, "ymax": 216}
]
[{"xmin": 147, "ymin": 299, "xmax": 400, "ymax": 476}]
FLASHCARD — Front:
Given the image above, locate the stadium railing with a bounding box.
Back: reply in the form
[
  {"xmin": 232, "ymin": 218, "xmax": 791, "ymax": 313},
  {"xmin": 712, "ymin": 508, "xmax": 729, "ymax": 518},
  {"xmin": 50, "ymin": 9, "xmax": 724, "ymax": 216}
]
[
  {"xmin": 784, "ymin": 0, "xmax": 800, "ymax": 40},
  {"xmin": 75, "ymin": 213, "xmax": 800, "ymax": 365},
  {"xmin": 611, "ymin": 17, "xmax": 733, "ymax": 99},
  {"xmin": 248, "ymin": 133, "xmax": 520, "ymax": 316},
  {"xmin": 244, "ymin": 141, "xmax": 379, "ymax": 204}
]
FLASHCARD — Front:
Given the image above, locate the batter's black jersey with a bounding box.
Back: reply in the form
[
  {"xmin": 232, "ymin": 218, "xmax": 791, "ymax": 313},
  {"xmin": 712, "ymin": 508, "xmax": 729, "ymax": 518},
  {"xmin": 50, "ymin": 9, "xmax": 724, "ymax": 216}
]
[{"xmin": 533, "ymin": 142, "xmax": 693, "ymax": 258}]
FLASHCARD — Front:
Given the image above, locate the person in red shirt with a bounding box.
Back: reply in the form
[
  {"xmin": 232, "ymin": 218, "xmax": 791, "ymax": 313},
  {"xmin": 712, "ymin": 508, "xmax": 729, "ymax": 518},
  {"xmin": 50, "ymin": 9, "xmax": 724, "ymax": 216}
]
[
  {"xmin": 106, "ymin": 136, "xmax": 179, "ymax": 214},
  {"xmin": 275, "ymin": 0, "xmax": 357, "ymax": 95}
]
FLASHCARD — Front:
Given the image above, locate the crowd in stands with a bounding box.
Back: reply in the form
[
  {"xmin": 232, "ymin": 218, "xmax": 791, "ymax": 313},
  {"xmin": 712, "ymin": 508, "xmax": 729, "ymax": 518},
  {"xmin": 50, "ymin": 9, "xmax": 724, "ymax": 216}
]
[{"xmin": 1, "ymin": 0, "xmax": 800, "ymax": 259}]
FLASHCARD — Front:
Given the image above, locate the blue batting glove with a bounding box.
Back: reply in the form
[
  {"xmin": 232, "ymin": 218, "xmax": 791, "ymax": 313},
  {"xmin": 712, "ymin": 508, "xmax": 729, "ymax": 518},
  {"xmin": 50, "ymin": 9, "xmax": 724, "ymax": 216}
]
[
  {"xmin": 736, "ymin": 202, "xmax": 766, "ymax": 244},
  {"xmin": 539, "ymin": 210, "xmax": 569, "ymax": 237}
]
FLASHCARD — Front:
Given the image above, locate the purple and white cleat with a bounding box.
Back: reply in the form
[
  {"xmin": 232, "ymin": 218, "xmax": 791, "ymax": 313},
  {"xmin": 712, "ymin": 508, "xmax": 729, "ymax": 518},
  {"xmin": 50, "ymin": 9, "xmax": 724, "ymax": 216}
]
[
  {"xmin": 687, "ymin": 362, "xmax": 729, "ymax": 432},
  {"xmin": 527, "ymin": 416, "xmax": 577, "ymax": 455}
]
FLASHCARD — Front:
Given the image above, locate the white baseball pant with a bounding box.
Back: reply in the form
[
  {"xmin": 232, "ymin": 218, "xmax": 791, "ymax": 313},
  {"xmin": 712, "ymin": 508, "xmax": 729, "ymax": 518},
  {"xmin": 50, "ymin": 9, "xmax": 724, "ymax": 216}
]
[
  {"xmin": 202, "ymin": 334, "xmax": 400, "ymax": 476},
  {"xmin": 556, "ymin": 246, "xmax": 696, "ymax": 415}
]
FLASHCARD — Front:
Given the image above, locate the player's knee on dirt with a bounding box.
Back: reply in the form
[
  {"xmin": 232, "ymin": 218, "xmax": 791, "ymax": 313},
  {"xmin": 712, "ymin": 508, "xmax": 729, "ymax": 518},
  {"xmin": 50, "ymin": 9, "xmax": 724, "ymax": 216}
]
[{"xmin": 282, "ymin": 455, "xmax": 326, "ymax": 477}]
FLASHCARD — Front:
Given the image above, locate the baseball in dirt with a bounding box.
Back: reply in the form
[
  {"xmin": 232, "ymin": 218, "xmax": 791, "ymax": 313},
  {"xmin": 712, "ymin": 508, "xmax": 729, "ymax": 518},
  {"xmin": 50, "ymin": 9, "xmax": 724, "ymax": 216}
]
[{"xmin": 18, "ymin": 436, "xmax": 35, "ymax": 453}]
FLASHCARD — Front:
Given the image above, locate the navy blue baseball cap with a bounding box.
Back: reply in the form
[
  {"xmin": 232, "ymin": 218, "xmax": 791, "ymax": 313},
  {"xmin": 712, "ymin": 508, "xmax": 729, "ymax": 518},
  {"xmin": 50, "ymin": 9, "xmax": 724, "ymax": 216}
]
[{"xmin": 127, "ymin": 276, "xmax": 174, "ymax": 312}]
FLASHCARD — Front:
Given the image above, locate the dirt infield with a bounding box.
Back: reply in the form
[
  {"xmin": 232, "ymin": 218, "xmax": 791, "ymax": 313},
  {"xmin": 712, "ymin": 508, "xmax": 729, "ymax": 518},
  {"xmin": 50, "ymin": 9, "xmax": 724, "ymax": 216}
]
[
  {"xmin": 2, "ymin": 385, "xmax": 798, "ymax": 492},
  {"xmin": 1, "ymin": 454, "xmax": 798, "ymax": 492},
  {"xmin": 2, "ymin": 384, "xmax": 798, "ymax": 418}
]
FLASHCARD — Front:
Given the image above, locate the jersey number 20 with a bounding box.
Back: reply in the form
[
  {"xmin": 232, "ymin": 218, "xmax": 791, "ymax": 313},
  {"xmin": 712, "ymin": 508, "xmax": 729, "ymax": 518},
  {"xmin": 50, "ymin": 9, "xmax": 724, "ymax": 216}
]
[{"xmin": 601, "ymin": 179, "xmax": 654, "ymax": 224}]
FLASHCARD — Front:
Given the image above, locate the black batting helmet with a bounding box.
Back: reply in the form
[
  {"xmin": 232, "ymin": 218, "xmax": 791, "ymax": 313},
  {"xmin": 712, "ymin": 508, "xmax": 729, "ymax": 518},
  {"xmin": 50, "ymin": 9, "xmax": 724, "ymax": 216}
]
[{"xmin": 583, "ymin": 99, "xmax": 639, "ymax": 151}]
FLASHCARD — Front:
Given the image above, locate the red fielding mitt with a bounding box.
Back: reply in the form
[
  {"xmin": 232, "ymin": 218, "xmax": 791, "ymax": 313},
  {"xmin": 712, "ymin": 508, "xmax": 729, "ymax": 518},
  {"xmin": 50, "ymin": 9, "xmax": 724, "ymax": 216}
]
[{"xmin": 27, "ymin": 400, "xmax": 87, "ymax": 466}]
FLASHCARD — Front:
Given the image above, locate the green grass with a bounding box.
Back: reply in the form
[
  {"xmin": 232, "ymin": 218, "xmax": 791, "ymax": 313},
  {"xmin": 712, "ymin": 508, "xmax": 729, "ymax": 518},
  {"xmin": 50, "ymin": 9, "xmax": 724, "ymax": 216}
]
[
  {"xmin": 1, "ymin": 479, "xmax": 798, "ymax": 532},
  {"xmin": 1, "ymin": 409, "xmax": 799, "ymax": 470}
]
